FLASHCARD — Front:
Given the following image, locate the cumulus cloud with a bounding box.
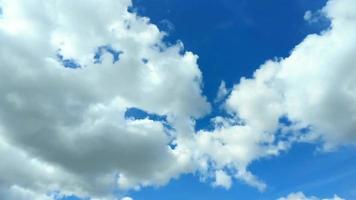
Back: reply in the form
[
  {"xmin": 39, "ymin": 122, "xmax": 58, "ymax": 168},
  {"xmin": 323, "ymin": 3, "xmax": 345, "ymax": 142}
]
[
  {"xmin": 225, "ymin": 0, "xmax": 356, "ymax": 151},
  {"xmin": 0, "ymin": 0, "xmax": 209, "ymax": 198},
  {"xmin": 0, "ymin": 0, "xmax": 355, "ymax": 199},
  {"xmin": 193, "ymin": 0, "xmax": 356, "ymax": 190},
  {"xmin": 278, "ymin": 192, "xmax": 345, "ymax": 200}
]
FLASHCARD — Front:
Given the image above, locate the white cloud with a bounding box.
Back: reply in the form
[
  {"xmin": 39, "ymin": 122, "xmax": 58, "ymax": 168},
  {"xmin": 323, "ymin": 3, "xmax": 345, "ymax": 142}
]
[
  {"xmin": 213, "ymin": 170, "xmax": 232, "ymax": 189},
  {"xmin": 225, "ymin": 0, "xmax": 356, "ymax": 150},
  {"xmin": 121, "ymin": 197, "xmax": 133, "ymax": 200},
  {"xmin": 278, "ymin": 192, "xmax": 345, "ymax": 200},
  {"xmin": 192, "ymin": 119, "xmax": 279, "ymax": 190},
  {"xmin": 0, "ymin": 0, "xmax": 209, "ymax": 198}
]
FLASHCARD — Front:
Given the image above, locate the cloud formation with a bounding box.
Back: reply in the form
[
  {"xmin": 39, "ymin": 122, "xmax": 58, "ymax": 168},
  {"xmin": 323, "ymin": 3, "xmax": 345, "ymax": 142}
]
[
  {"xmin": 0, "ymin": 0, "xmax": 209, "ymax": 198},
  {"xmin": 225, "ymin": 0, "xmax": 356, "ymax": 150},
  {"xmin": 0, "ymin": 0, "xmax": 355, "ymax": 199}
]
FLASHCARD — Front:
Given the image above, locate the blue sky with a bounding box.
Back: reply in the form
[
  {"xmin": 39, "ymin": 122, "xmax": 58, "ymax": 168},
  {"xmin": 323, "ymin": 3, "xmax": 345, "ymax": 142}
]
[
  {"xmin": 121, "ymin": 0, "xmax": 356, "ymax": 199},
  {"xmin": 131, "ymin": 0, "xmax": 331, "ymax": 131},
  {"xmin": 1, "ymin": 0, "xmax": 356, "ymax": 200},
  {"xmin": 132, "ymin": 0, "xmax": 328, "ymax": 99}
]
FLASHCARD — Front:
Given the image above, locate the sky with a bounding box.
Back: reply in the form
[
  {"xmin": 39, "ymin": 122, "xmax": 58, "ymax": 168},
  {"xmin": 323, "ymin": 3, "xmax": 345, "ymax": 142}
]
[{"xmin": 0, "ymin": 0, "xmax": 355, "ymax": 200}]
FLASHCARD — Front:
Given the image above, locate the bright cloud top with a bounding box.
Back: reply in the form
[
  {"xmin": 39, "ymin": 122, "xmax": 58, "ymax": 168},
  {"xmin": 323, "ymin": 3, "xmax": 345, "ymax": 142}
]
[{"xmin": 0, "ymin": 0, "xmax": 355, "ymax": 199}]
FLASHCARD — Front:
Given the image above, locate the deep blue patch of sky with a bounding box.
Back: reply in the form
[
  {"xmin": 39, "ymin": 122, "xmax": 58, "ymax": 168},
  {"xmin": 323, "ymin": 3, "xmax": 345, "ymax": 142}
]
[
  {"xmin": 125, "ymin": 107, "xmax": 167, "ymax": 122},
  {"xmin": 131, "ymin": 0, "xmax": 330, "ymax": 132}
]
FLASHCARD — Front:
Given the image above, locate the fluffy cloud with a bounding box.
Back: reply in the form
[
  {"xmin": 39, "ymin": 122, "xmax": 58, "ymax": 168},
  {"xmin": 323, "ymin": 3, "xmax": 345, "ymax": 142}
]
[
  {"xmin": 278, "ymin": 192, "xmax": 345, "ymax": 200},
  {"xmin": 0, "ymin": 0, "xmax": 209, "ymax": 199},
  {"xmin": 225, "ymin": 0, "xmax": 356, "ymax": 151}
]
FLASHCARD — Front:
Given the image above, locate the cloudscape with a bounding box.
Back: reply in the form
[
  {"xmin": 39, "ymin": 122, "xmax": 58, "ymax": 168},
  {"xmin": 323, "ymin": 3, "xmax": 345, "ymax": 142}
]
[{"xmin": 0, "ymin": 0, "xmax": 355, "ymax": 199}]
